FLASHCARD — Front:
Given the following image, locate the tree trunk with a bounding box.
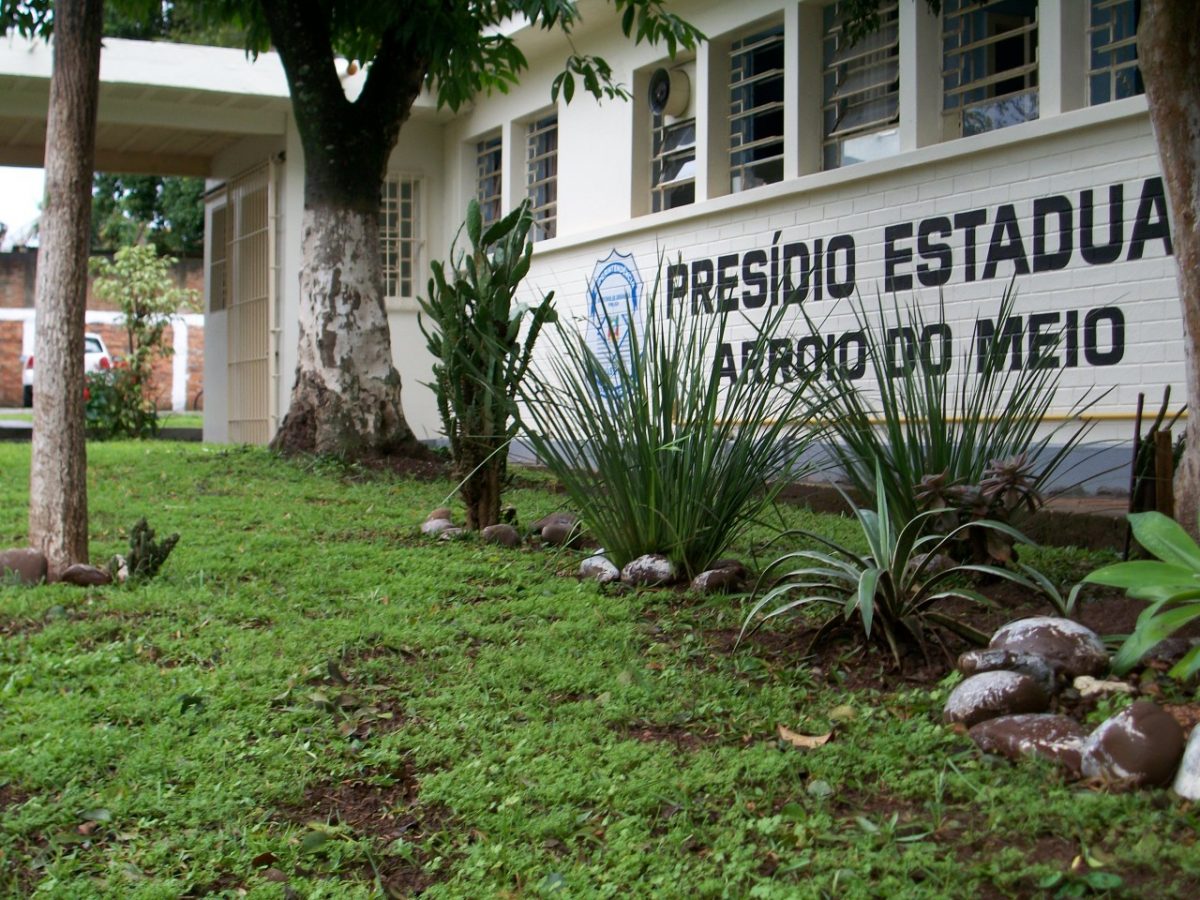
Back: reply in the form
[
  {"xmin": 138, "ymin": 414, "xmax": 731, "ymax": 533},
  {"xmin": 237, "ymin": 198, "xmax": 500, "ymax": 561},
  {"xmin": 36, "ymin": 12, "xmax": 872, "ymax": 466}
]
[
  {"xmin": 29, "ymin": 0, "xmax": 103, "ymax": 578},
  {"xmin": 1140, "ymin": 3, "xmax": 1200, "ymax": 534},
  {"xmin": 271, "ymin": 200, "xmax": 422, "ymax": 457}
]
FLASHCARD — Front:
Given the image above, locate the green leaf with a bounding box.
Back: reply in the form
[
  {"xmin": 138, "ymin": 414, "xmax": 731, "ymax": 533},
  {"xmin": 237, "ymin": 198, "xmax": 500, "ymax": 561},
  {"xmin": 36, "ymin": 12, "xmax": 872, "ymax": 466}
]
[
  {"xmin": 300, "ymin": 830, "xmax": 331, "ymax": 854},
  {"xmin": 466, "ymin": 199, "xmax": 482, "ymax": 247},
  {"xmin": 1128, "ymin": 511, "xmax": 1200, "ymax": 569}
]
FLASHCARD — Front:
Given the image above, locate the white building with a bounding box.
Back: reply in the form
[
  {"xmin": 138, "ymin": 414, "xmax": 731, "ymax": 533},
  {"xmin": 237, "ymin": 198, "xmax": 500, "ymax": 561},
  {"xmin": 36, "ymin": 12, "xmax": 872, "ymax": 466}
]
[{"xmin": 0, "ymin": 1, "xmax": 1178, "ymax": 483}]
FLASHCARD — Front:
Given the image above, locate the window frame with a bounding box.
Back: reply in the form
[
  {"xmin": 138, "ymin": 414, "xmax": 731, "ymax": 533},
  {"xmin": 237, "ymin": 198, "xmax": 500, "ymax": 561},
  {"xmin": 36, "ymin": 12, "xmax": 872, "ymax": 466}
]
[
  {"xmin": 525, "ymin": 113, "xmax": 558, "ymax": 241},
  {"xmin": 475, "ymin": 133, "xmax": 503, "ymax": 229},
  {"xmin": 379, "ymin": 173, "xmax": 423, "ymax": 301},
  {"xmin": 728, "ymin": 20, "xmax": 787, "ymax": 193}
]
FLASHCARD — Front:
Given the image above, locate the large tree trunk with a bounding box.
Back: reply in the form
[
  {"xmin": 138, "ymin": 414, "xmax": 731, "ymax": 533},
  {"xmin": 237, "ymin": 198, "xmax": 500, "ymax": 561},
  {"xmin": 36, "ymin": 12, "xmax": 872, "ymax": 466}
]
[
  {"xmin": 261, "ymin": 0, "xmax": 427, "ymax": 460},
  {"xmin": 29, "ymin": 0, "xmax": 104, "ymax": 578},
  {"xmin": 1140, "ymin": 3, "xmax": 1200, "ymax": 533}
]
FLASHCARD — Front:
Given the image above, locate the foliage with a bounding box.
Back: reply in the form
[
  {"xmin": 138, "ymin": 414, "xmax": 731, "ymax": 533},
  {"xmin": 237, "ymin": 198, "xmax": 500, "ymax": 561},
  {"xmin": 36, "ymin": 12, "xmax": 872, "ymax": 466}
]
[
  {"xmin": 419, "ymin": 199, "xmax": 555, "ymax": 529},
  {"xmin": 92, "ymin": 174, "xmax": 205, "ymax": 256},
  {"xmin": 123, "ymin": 516, "xmax": 180, "ymax": 581},
  {"xmin": 1084, "ymin": 511, "xmax": 1200, "ymax": 679},
  {"xmin": 0, "ymin": 443, "xmax": 1197, "ymax": 895},
  {"xmin": 520, "ymin": 276, "xmax": 831, "ymax": 577},
  {"xmin": 89, "ymin": 245, "xmax": 198, "ymax": 432},
  {"xmin": 741, "ymin": 467, "xmax": 1058, "ymax": 666},
  {"xmin": 85, "ymin": 361, "xmax": 158, "ymax": 439},
  {"xmin": 810, "ymin": 286, "xmax": 1099, "ymax": 537}
]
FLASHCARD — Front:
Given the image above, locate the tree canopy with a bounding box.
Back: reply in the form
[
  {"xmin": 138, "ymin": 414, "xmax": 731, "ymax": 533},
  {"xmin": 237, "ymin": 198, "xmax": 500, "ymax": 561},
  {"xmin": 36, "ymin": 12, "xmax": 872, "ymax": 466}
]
[{"xmin": 91, "ymin": 174, "xmax": 205, "ymax": 256}]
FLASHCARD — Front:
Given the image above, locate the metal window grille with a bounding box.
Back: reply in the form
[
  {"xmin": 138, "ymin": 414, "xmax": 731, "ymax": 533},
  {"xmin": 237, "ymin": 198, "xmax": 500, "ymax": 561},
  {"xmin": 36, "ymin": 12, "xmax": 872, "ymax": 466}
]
[
  {"xmin": 526, "ymin": 115, "xmax": 558, "ymax": 241},
  {"xmin": 942, "ymin": 0, "xmax": 1039, "ymax": 137},
  {"xmin": 822, "ymin": 0, "xmax": 900, "ymax": 170},
  {"xmin": 729, "ymin": 22, "xmax": 785, "ymax": 192},
  {"xmin": 380, "ymin": 175, "xmax": 421, "ymax": 299},
  {"xmin": 208, "ymin": 204, "xmax": 227, "ymax": 312},
  {"xmin": 476, "ymin": 135, "xmax": 503, "ymax": 228},
  {"xmin": 1087, "ymin": 0, "xmax": 1142, "ymax": 105},
  {"xmin": 651, "ymin": 112, "xmax": 696, "ymax": 213}
]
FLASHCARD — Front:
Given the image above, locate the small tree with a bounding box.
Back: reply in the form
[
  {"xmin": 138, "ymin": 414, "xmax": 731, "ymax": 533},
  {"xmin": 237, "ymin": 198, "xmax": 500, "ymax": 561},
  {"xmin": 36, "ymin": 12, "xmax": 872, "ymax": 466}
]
[
  {"xmin": 419, "ymin": 200, "xmax": 555, "ymax": 529},
  {"xmin": 89, "ymin": 245, "xmax": 197, "ymax": 435}
]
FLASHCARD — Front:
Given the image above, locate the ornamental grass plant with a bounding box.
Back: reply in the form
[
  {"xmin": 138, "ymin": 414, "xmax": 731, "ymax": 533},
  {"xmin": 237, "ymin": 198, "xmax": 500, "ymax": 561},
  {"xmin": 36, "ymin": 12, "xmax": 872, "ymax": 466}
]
[
  {"xmin": 519, "ymin": 270, "xmax": 832, "ymax": 577},
  {"xmin": 810, "ymin": 284, "xmax": 1102, "ymax": 531}
]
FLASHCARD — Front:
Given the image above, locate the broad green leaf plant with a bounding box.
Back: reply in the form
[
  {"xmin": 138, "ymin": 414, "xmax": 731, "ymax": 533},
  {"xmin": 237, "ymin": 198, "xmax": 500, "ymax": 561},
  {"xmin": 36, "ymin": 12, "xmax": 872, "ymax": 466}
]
[
  {"xmin": 419, "ymin": 199, "xmax": 555, "ymax": 529},
  {"xmin": 741, "ymin": 466, "xmax": 1061, "ymax": 666},
  {"xmin": 1084, "ymin": 511, "xmax": 1200, "ymax": 679}
]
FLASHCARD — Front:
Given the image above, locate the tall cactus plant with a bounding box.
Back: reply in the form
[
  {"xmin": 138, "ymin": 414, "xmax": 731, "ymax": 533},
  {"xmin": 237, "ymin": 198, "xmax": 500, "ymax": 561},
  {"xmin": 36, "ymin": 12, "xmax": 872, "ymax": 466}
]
[{"xmin": 419, "ymin": 199, "xmax": 555, "ymax": 529}]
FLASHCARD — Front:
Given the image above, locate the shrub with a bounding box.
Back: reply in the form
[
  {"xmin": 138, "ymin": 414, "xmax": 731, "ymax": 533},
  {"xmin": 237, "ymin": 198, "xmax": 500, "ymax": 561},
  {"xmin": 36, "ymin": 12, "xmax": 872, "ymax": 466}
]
[
  {"xmin": 419, "ymin": 200, "xmax": 555, "ymax": 529},
  {"xmin": 740, "ymin": 467, "xmax": 1060, "ymax": 666},
  {"xmin": 519, "ymin": 267, "xmax": 831, "ymax": 577},
  {"xmin": 809, "ymin": 285, "xmax": 1100, "ymax": 539},
  {"xmin": 1084, "ymin": 511, "xmax": 1200, "ymax": 680},
  {"xmin": 85, "ymin": 361, "xmax": 159, "ymax": 439}
]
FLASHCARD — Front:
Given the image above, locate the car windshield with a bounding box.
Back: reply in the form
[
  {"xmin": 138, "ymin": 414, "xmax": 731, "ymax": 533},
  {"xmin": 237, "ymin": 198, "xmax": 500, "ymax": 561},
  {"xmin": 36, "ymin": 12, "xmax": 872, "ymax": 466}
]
[{"xmin": 84, "ymin": 337, "xmax": 104, "ymax": 354}]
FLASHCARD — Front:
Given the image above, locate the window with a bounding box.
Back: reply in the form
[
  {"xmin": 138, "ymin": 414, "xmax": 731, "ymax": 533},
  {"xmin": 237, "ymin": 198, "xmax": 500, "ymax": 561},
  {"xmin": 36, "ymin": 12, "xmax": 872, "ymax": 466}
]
[
  {"xmin": 651, "ymin": 113, "xmax": 696, "ymax": 212},
  {"xmin": 476, "ymin": 134, "xmax": 503, "ymax": 228},
  {"xmin": 379, "ymin": 175, "xmax": 421, "ymax": 299},
  {"xmin": 730, "ymin": 22, "xmax": 785, "ymax": 192},
  {"xmin": 209, "ymin": 204, "xmax": 227, "ymax": 312},
  {"xmin": 1088, "ymin": 0, "xmax": 1142, "ymax": 105},
  {"xmin": 943, "ymin": 0, "xmax": 1039, "ymax": 137},
  {"xmin": 526, "ymin": 115, "xmax": 558, "ymax": 241},
  {"xmin": 822, "ymin": 0, "xmax": 900, "ymax": 169}
]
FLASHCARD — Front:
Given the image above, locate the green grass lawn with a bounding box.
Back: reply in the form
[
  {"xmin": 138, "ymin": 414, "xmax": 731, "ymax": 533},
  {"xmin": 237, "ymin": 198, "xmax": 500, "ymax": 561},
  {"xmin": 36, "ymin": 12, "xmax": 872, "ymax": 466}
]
[
  {"xmin": 0, "ymin": 443, "xmax": 1196, "ymax": 897},
  {"xmin": 0, "ymin": 411, "xmax": 203, "ymax": 428}
]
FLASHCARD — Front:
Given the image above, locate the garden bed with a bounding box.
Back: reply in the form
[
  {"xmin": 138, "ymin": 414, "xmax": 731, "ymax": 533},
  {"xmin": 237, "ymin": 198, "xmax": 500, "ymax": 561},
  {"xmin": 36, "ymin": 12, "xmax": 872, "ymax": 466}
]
[{"xmin": 1, "ymin": 443, "xmax": 1197, "ymax": 896}]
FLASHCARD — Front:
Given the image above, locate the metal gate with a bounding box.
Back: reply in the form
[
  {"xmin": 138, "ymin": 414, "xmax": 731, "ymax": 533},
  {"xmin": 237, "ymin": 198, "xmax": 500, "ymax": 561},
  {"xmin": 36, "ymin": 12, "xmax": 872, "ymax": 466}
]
[{"xmin": 224, "ymin": 162, "xmax": 277, "ymax": 444}]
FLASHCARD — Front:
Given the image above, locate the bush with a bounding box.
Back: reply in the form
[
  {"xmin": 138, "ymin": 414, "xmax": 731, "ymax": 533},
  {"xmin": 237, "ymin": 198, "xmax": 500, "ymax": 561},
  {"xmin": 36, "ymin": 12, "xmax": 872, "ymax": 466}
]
[
  {"xmin": 1084, "ymin": 511, "xmax": 1200, "ymax": 680},
  {"xmin": 85, "ymin": 362, "xmax": 158, "ymax": 439},
  {"xmin": 520, "ymin": 267, "xmax": 831, "ymax": 577},
  {"xmin": 809, "ymin": 285, "xmax": 1100, "ymax": 542},
  {"xmin": 419, "ymin": 200, "xmax": 555, "ymax": 529},
  {"xmin": 740, "ymin": 467, "xmax": 1058, "ymax": 666}
]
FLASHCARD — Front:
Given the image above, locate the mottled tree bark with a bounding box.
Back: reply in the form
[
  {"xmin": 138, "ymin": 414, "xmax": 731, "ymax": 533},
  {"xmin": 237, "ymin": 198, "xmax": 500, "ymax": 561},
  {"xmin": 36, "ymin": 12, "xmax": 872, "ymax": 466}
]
[
  {"xmin": 29, "ymin": 0, "xmax": 103, "ymax": 578},
  {"xmin": 261, "ymin": 0, "xmax": 428, "ymax": 458},
  {"xmin": 1140, "ymin": 2, "xmax": 1200, "ymax": 534}
]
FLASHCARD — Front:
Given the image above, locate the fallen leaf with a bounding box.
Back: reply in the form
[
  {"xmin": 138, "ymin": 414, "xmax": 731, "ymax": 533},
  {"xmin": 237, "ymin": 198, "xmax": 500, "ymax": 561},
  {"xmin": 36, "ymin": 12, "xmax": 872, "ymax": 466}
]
[
  {"xmin": 777, "ymin": 725, "xmax": 832, "ymax": 749},
  {"xmin": 250, "ymin": 852, "xmax": 277, "ymax": 869}
]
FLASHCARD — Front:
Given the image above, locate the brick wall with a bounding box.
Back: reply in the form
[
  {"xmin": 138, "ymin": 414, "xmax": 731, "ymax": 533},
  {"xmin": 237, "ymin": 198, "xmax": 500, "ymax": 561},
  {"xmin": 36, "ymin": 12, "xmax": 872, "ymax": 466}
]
[
  {"xmin": 0, "ymin": 250, "xmax": 202, "ymax": 310},
  {"xmin": 0, "ymin": 321, "xmax": 23, "ymax": 405}
]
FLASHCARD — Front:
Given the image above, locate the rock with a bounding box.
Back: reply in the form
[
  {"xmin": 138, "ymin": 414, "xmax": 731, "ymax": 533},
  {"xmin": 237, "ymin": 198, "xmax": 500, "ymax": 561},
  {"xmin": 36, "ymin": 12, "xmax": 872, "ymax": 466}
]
[
  {"xmin": 690, "ymin": 566, "xmax": 746, "ymax": 594},
  {"xmin": 540, "ymin": 521, "xmax": 580, "ymax": 547},
  {"xmin": 989, "ymin": 617, "xmax": 1109, "ymax": 679},
  {"xmin": 1081, "ymin": 701, "xmax": 1185, "ymax": 787},
  {"xmin": 0, "ymin": 548, "xmax": 48, "ymax": 586},
  {"xmin": 968, "ymin": 714, "xmax": 1089, "ymax": 777},
  {"xmin": 426, "ymin": 507, "xmax": 453, "ymax": 522},
  {"xmin": 943, "ymin": 671, "xmax": 1049, "ymax": 728},
  {"xmin": 906, "ymin": 551, "xmax": 955, "ymax": 580},
  {"xmin": 530, "ymin": 512, "xmax": 579, "ymax": 533},
  {"xmin": 957, "ymin": 648, "xmax": 1058, "ymax": 695},
  {"xmin": 580, "ymin": 555, "xmax": 620, "ymax": 584},
  {"xmin": 1173, "ymin": 726, "xmax": 1200, "ymax": 800},
  {"xmin": 59, "ymin": 564, "xmax": 113, "ymax": 587},
  {"xmin": 437, "ymin": 527, "xmax": 466, "ymax": 541},
  {"xmin": 481, "ymin": 524, "xmax": 521, "ymax": 548},
  {"xmin": 1143, "ymin": 636, "xmax": 1200, "ymax": 668},
  {"xmin": 1073, "ymin": 675, "xmax": 1136, "ymax": 700},
  {"xmin": 621, "ymin": 554, "xmax": 678, "ymax": 587},
  {"xmin": 421, "ymin": 518, "xmax": 455, "ymax": 536}
]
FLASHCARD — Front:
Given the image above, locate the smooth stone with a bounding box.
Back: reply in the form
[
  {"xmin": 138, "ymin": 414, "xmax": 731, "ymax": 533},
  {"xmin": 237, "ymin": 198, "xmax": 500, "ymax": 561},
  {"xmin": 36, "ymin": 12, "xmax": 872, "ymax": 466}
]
[
  {"xmin": 957, "ymin": 647, "xmax": 1058, "ymax": 695},
  {"xmin": 1173, "ymin": 726, "xmax": 1200, "ymax": 800},
  {"xmin": 420, "ymin": 518, "xmax": 454, "ymax": 536},
  {"xmin": 1073, "ymin": 675, "xmax": 1136, "ymax": 700},
  {"xmin": 59, "ymin": 563, "xmax": 113, "ymax": 587},
  {"xmin": 579, "ymin": 555, "xmax": 620, "ymax": 584},
  {"xmin": 620, "ymin": 554, "xmax": 678, "ymax": 587},
  {"xmin": 437, "ymin": 527, "xmax": 466, "ymax": 541},
  {"xmin": 690, "ymin": 566, "xmax": 746, "ymax": 594},
  {"xmin": 943, "ymin": 670, "xmax": 1049, "ymax": 728},
  {"xmin": 989, "ymin": 617, "xmax": 1109, "ymax": 679},
  {"xmin": 541, "ymin": 521, "xmax": 580, "ymax": 546},
  {"xmin": 530, "ymin": 512, "xmax": 579, "ymax": 533},
  {"xmin": 1081, "ymin": 701, "xmax": 1185, "ymax": 787},
  {"xmin": 481, "ymin": 524, "xmax": 521, "ymax": 548},
  {"xmin": 426, "ymin": 507, "xmax": 453, "ymax": 522},
  {"xmin": 1143, "ymin": 636, "xmax": 1200, "ymax": 667},
  {"xmin": 969, "ymin": 714, "xmax": 1089, "ymax": 777},
  {"xmin": 0, "ymin": 548, "xmax": 48, "ymax": 586}
]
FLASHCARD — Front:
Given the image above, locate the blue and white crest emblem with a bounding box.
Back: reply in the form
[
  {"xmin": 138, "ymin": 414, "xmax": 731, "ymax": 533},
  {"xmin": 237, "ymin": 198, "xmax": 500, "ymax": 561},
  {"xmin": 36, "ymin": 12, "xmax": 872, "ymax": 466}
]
[{"xmin": 586, "ymin": 249, "xmax": 644, "ymax": 397}]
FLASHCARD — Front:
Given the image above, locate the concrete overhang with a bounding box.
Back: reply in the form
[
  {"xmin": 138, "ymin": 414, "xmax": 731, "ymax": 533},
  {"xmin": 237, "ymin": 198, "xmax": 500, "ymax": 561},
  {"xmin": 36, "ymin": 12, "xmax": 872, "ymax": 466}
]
[{"xmin": 0, "ymin": 35, "xmax": 445, "ymax": 177}]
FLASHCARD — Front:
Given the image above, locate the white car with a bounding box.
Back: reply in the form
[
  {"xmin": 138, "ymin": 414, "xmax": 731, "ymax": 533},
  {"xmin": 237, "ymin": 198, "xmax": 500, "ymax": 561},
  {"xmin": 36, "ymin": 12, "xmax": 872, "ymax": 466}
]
[{"xmin": 22, "ymin": 332, "xmax": 113, "ymax": 407}]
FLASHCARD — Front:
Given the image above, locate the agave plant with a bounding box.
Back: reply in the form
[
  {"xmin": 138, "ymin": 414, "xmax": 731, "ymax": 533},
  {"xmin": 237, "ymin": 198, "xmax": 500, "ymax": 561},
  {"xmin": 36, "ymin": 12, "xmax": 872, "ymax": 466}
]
[{"xmin": 740, "ymin": 467, "xmax": 1065, "ymax": 666}]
